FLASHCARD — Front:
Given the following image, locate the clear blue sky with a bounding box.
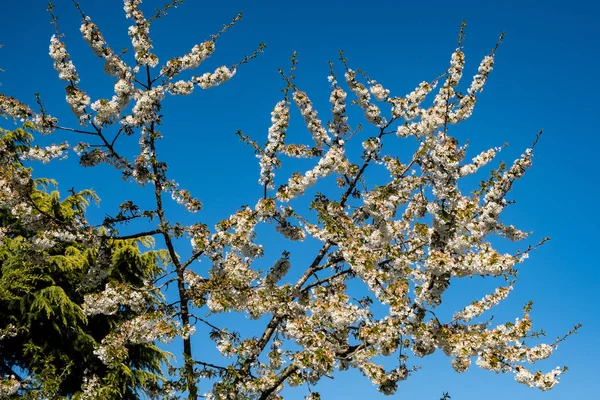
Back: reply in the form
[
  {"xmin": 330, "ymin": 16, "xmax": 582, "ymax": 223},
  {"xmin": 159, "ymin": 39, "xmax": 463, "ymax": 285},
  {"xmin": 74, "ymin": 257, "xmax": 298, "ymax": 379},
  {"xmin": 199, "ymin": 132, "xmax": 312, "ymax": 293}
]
[{"xmin": 1, "ymin": 0, "xmax": 598, "ymax": 399}]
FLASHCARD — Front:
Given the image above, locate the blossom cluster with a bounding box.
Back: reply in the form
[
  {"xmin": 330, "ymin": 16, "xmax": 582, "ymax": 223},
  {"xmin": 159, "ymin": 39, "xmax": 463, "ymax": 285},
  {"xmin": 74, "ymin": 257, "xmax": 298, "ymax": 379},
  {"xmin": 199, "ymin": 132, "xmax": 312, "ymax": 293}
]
[
  {"xmin": 327, "ymin": 81, "xmax": 349, "ymax": 138},
  {"xmin": 453, "ymin": 284, "xmax": 514, "ymax": 321},
  {"xmin": 161, "ymin": 40, "xmax": 215, "ymax": 78},
  {"xmin": 194, "ymin": 66, "xmax": 236, "ymax": 89},
  {"xmin": 0, "ymin": 94, "xmax": 32, "ymax": 121},
  {"xmin": 396, "ymin": 48, "xmax": 471, "ymax": 138},
  {"xmin": 0, "ymin": 376, "xmax": 20, "ymax": 398},
  {"xmin": 82, "ymin": 282, "xmax": 148, "ymax": 316},
  {"xmin": 259, "ymin": 101, "xmax": 290, "ymax": 188},
  {"xmin": 450, "ymin": 55, "xmax": 495, "ymax": 122},
  {"xmin": 49, "ymin": 35, "xmax": 79, "ymax": 82},
  {"xmin": 23, "ymin": 142, "xmax": 69, "ymax": 163},
  {"xmin": 276, "ymin": 146, "xmax": 349, "ymax": 201},
  {"xmin": 124, "ymin": 0, "xmax": 158, "ymax": 67},
  {"xmin": 293, "ymin": 91, "xmax": 330, "ymax": 147},
  {"xmin": 345, "ymin": 69, "xmax": 383, "ymax": 124},
  {"xmin": 94, "ymin": 312, "xmax": 177, "ymax": 365}
]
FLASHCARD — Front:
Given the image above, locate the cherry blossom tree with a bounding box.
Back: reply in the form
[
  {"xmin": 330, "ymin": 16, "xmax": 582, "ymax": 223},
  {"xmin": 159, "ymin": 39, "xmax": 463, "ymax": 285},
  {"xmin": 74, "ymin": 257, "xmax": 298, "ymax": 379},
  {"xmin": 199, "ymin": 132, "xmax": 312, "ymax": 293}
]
[{"xmin": 0, "ymin": 1, "xmax": 580, "ymax": 399}]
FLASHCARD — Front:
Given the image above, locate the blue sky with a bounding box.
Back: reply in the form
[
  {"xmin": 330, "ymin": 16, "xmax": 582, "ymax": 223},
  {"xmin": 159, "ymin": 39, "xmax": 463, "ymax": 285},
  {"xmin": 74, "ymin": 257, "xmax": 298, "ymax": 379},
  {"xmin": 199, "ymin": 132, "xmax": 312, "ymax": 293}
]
[{"xmin": 1, "ymin": 0, "xmax": 599, "ymax": 399}]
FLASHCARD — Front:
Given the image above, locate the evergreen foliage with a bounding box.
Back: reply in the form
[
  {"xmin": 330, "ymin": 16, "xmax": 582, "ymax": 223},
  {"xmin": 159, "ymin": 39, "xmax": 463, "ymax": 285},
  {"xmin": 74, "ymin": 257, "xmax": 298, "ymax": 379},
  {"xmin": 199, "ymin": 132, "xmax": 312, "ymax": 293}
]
[{"xmin": 0, "ymin": 125, "xmax": 169, "ymax": 398}]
